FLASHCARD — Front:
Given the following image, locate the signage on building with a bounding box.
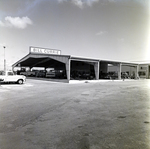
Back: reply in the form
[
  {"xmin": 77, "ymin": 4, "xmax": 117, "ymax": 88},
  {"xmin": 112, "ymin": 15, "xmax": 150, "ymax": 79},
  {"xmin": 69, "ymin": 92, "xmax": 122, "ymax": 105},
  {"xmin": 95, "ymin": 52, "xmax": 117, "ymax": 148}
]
[{"xmin": 30, "ymin": 47, "xmax": 61, "ymax": 55}]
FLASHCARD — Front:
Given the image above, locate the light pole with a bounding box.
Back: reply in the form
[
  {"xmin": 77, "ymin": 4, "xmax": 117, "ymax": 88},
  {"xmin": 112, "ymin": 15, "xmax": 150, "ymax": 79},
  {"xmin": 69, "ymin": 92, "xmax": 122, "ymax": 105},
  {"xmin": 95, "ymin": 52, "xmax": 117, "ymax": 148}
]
[{"xmin": 3, "ymin": 46, "xmax": 6, "ymax": 72}]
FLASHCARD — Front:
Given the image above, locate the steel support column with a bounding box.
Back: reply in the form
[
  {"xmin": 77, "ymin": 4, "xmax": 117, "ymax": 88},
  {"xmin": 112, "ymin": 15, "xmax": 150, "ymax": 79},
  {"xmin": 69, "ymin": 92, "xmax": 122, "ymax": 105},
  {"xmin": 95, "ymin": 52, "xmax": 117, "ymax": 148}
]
[
  {"xmin": 94, "ymin": 62, "xmax": 99, "ymax": 80},
  {"xmin": 65, "ymin": 59, "xmax": 70, "ymax": 81},
  {"xmin": 118, "ymin": 63, "xmax": 122, "ymax": 80},
  {"xmin": 136, "ymin": 65, "xmax": 139, "ymax": 79}
]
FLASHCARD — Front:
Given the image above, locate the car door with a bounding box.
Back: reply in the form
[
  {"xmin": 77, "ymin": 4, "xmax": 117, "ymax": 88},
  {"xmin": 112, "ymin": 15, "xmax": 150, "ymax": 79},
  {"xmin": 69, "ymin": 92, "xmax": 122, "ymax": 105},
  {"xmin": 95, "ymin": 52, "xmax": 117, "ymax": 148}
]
[{"xmin": 6, "ymin": 72, "xmax": 17, "ymax": 82}]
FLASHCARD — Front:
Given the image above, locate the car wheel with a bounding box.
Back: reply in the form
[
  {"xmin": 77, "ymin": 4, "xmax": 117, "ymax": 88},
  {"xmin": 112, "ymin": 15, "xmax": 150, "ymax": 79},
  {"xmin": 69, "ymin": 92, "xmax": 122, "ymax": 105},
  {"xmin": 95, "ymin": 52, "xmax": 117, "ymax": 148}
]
[{"xmin": 17, "ymin": 79, "xmax": 23, "ymax": 84}]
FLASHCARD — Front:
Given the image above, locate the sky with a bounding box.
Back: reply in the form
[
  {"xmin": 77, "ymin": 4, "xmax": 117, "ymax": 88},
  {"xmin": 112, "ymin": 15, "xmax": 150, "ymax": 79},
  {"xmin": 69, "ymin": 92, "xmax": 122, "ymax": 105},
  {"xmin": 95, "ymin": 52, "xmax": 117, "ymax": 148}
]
[{"xmin": 0, "ymin": 0, "xmax": 150, "ymax": 70}]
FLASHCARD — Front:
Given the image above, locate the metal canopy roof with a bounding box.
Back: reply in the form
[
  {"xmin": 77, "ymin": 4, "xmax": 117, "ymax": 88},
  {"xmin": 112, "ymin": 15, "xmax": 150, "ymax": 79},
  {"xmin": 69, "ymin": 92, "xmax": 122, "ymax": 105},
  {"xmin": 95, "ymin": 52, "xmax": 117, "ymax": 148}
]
[
  {"xmin": 12, "ymin": 53, "xmax": 70, "ymax": 68},
  {"xmin": 12, "ymin": 53, "xmax": 139, "ymax": 68}
]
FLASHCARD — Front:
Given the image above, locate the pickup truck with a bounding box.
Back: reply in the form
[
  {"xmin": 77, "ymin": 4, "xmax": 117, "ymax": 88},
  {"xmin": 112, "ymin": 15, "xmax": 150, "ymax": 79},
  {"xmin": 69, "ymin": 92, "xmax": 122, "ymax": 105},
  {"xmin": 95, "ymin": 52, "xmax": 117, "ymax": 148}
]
[{"xmin": 0, "ymin": 71, "xmax": 26, "ymax": 84}]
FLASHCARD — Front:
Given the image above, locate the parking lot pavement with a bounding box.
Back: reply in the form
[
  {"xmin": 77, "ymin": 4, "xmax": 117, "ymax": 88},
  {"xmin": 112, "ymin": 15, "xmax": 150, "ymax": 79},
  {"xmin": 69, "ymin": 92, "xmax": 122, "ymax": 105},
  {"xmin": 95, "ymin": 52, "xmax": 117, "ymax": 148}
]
[
  {"xmin": 0, "ymin": 79, "xmax": 150, "ymax": 149},
  {"xmin": 1, "ymin": 83, "xmax": 33, "ymax": 87},
  {"xmin": 0, "ymin": 83, "xmax": 32, "ymax": 93}
]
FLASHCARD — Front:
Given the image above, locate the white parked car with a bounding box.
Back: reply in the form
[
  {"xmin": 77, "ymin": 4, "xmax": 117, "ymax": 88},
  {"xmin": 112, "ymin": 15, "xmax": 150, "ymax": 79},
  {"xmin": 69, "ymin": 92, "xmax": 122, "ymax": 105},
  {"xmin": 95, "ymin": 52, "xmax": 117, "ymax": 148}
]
[{"xmin": 0, "ymin": 71, "xmax": 26, "ymax": 84}]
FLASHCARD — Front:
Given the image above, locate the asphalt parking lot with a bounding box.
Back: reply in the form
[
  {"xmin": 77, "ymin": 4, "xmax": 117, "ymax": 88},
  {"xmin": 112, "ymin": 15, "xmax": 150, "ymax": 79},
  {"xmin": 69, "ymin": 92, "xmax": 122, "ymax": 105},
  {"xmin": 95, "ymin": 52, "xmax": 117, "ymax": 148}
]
[{"xmin": 0, "ymin": 79, "xmax": 150, "ymax": 149}]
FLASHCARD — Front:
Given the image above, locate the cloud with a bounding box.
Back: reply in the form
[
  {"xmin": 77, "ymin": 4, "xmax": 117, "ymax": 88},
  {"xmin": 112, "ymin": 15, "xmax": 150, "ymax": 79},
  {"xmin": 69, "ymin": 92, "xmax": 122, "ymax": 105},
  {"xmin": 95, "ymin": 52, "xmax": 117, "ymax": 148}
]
[
  {"xmin": 0, "ymin": 16, "xmax": 33, "ymax": 29},
  {"xmin": 58, "ymin": 0, "xmax": 99, "ymax": 8},
  {"xmin": 72, "ymin": 0, "xmax": 83, "ymax": 8},
  {"xmin": 96, "ymin": 31, "xmax": 108, "ymax": 36}
]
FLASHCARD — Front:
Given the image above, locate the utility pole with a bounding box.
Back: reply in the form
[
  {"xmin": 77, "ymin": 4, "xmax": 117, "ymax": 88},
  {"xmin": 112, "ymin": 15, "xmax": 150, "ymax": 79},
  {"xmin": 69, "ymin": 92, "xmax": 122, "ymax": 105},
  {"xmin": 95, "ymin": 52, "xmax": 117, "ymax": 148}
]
[{"xmin": 3, "ymin": 46, "xmax": 6, "ymax": 72}]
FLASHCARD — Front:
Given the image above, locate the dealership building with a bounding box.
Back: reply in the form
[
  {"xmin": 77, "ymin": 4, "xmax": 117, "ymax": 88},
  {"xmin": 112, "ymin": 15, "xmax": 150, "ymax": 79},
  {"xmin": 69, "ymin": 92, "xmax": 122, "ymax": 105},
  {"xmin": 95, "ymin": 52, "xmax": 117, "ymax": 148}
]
[{"xmin": 12, "ymin": 47, "xmax": 150, "ymax": 83}]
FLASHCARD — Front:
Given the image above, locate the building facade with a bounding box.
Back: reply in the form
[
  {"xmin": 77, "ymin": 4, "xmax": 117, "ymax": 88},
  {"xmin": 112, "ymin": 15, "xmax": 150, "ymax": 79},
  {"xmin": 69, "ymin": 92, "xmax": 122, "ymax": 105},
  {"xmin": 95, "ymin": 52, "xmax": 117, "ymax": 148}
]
[{"xmin": 12, "ymin": 47, "xmax": 149, "ymax": 82}]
